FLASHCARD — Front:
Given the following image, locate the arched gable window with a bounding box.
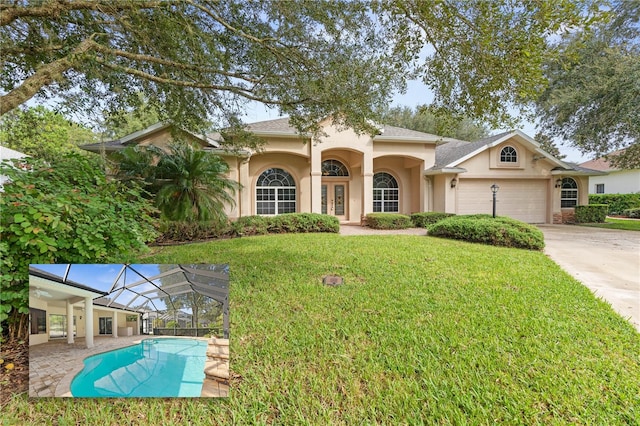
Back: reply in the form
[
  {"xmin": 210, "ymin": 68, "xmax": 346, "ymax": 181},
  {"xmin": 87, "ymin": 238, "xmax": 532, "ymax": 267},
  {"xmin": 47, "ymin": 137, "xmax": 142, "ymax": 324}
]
[
  {"xmin": 373, "ymin": 172, "xmax": 399, "ymax": 213},
  {"xmin": 500, "ymin": 146, "xmax": 518, "ymax": 163},
  {"xmin": 321, "ymin": 159, "xmax": 349, "ymax": 176},
  {"xmin": 560, "ymin": 177, "xmax": 578, "ymax": 208},
  {"xmin": 256, "ymin": 168, "xmax": 296, "ymax": 215}
]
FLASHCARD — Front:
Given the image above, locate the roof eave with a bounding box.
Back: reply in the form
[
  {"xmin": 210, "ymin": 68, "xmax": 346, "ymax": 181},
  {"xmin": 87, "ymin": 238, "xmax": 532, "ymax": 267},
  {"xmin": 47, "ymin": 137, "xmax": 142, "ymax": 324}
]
[{"xmin": 423, "ymin": 167, "xmax": 468, "ymax": 176}]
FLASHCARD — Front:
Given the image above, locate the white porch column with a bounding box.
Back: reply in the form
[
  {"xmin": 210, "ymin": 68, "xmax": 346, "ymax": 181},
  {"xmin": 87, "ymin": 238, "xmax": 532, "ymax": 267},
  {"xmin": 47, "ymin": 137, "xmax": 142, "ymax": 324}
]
[
  {"xmin": 84, "ymin": 296, "xmax": 94, "ymax": 349},
  {"xmin": 135, "ymin": 315, "xmax": 140, "ymax": 335},
  {"xmin": 362, "ymin": 151, "xmax": 373, "ymax": 216},
  {"xmin": 310, "ymin": 150, "xmax": 322, "ymax": 213},
  {"xmin": 66, "ymin": 300, "xmax": 74, "ymax": 344},
  {"xmin": 112, "ymin": 311, "xmax": 118, "ymax": 338},
  {"xmin": 239, "ymin": 158, "xmax": 251, "ymax": 217}
]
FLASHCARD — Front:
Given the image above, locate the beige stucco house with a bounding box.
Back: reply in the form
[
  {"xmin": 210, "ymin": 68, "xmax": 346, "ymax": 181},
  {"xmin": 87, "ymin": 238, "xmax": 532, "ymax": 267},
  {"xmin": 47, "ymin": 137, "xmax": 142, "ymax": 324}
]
[{"xmin": 82, "ymin": 118, "xmax": 603, "ymax": 224}]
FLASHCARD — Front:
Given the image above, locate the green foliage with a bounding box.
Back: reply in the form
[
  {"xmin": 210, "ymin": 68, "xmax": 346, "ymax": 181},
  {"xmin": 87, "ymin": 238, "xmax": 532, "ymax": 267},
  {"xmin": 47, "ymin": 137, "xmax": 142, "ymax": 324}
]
[
  {"xmin": 410, "ymin": 212, "xmax": 455, "ymax": 228},
  {"xmin": 232, "ymin": 214, "xmax": 339, "ymax": 237},
  {"xmin": 156, "ymin": 220, "xmax": 231, "ymax": 244},
  {"xmin": 379, "ymin": 0, "xmax": 603, "ymax": 127},
  {"xmin": 2, "ymin": 2, "xmax": 603, "ymax": 140},
  {"xmin": 0, "ymin": 106, "xmax": 96, "ymax": 162},
  {"xmin": 0, "ymin": 1, "xmax": 404, "ymax": 139},
  {"xmin": 0, "ymin": 153, "xmax": 158, "ymax": 338},
  {"xmin": 427, "ymin": 215, "xmax": 545, "ymax": 250},
  {"xmin": 267, "ymin": 213, "xmax": 340, "ymax": 234},
  {"xmin": 589, "ymin": 193, "xmax": 640, "ymax": 214},
  {"xmin": 575, "ymin": 204, "xmax": 609, "ymax": 223},
  {"xmin": 112, "ymin": 143, "xmax": 238, "ymax": 222},
  {"xmin": 622, "ymin": 207, "xmax": 640, "ymax": 219},
  {"xmin": 101, "ymin": 94, "xmax": 161, "ymax": 139},
  {"xmin": 231, "ymin": 216, "xmax": 270, "ymax": 237},
  {"xmin": 366, "ymin": 213, "xmax": 412, "ymax": 229},
  {"xmin": 536, "ymin": 1, "xmax": 640, "ymax": 168},
  {"xmin": 380, "ymin": 104, "xmax": 489, "ymax": 140},
  {"xmin": 534, "ymin": 131, "xmax": 566, "ymax": 159}
]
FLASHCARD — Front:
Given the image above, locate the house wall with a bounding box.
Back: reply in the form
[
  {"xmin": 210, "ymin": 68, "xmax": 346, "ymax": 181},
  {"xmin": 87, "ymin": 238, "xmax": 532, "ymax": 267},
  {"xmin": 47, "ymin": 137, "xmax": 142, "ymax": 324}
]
[
  {"xmin": 92, "ymin": 309, "xmax": 129, "ymax": 336},
  {"xmin": 29, "ymin": 298, "xmax": 49, "ymax": 346},
  {"xmin": 588, "ymin": 170, "xmax": 640, "ymax": 194},
  {"xmin": 247, "ymin": 152, "xmax": 312, "ymax": 215}
]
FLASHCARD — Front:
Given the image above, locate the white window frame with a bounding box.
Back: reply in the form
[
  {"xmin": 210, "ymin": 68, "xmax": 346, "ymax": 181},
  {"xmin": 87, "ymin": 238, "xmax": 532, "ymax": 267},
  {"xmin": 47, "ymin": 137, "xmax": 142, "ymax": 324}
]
[
  {"xmin": 256, "ymin": 168, "xmax": 297, "ymax": 215},
  {"xmin": 561, "ymin": 177, "xmax": 578, "ymax": 208},
  {"xmin": 373, "ymin": 172, "xmax": 399, "ymax": 213}
]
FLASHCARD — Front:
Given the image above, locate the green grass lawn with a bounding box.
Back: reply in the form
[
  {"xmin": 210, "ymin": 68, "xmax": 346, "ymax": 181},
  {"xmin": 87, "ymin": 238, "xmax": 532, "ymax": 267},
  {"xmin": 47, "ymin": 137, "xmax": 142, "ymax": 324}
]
[
  {"xmin": 579, "ymin": 217, "xmax": 640, "ymax": 231},
  {"xmin": 6, "ymin": 234, "xmax": 640, "ymax": 424}
]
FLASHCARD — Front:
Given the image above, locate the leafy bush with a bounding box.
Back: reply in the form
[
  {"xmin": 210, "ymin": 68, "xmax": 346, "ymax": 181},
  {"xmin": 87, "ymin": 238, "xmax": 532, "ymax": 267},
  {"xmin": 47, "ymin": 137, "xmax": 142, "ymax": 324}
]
[
  {"xmin": 427, "ymin": 215, "xmax": 545, "ymax": 250},
  {"xmin": 575, "ymin": 204, "xmax": 608, "ymax": 223},
  {"xmin": 589, "ymin": 194, "xmax": 640, "ymax": 215},
  {"xmin": 268, "ymin": 213, "xmax": 339, "ymax": 234},
  {"xmin": 231, "ymin": 215, "xmax": 270, "ymax": 236},
  {"xmin": 366, "ymin": 213, "xmax": 412, "ymax": 229},
  {"xmin": 156, "ymin": 220, "xmax": 231, "ymax": 243},
  {"xmin": 622, "ymin": 207, "xmax": 640, "ymax": 219},
  {"xmin": 232, "ymin": 213, "xmax": 339, "ymax": 236},
  {"xmin": 410, "ymin": 212, "xmax": 455, "ymax": 227},
  {"xmin": 0, "ymin": 153, "xmax": 158, "ymax": 340}
]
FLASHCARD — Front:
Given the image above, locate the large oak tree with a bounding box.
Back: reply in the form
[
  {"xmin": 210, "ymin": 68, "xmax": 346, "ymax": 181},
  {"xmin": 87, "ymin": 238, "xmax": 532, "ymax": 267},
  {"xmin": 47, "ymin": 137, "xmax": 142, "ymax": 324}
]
[
  {"xmin": 536, "ymin": 1, "xmax": 640, "ymax": 168},
  {"xmin": 1, "ymin": 0, "xmax": 602, "ymax": 142}
]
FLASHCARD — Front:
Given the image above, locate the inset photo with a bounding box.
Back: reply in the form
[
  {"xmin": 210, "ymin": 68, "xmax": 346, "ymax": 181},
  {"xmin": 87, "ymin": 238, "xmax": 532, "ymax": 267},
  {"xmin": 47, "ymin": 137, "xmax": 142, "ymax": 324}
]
[{"xmin": 28, "ymin": 264, "xmax": 229, "ymax": 398}]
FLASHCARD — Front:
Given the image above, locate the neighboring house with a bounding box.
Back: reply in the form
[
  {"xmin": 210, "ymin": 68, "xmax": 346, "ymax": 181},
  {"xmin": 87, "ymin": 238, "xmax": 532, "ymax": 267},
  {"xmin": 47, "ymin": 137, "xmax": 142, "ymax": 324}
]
[
  {"xmin": 0, "ymin": 145, "xmax": 28, "ymax": 189},
  {"xmin": 579, "ymin": 150, "xmax": 640, "ymax": 194},
  {"xmin": 81, "ymin": 118, "xmax": 604, "ymax": 224}
]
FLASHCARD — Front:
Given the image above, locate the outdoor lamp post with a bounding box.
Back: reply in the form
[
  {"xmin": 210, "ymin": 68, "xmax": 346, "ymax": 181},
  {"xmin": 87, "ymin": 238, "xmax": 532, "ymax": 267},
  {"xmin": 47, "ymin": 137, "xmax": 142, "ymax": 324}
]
[{"xmin": 490, "ymin": 184, "xmax": 499, "ymax": 218}]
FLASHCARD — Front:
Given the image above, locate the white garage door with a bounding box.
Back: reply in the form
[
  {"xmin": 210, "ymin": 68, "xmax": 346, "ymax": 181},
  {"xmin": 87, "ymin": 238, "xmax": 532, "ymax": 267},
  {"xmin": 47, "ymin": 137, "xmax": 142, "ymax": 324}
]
[{"xmin": 457, "ymin": 179, "xmax": 548, "ymax": 223}]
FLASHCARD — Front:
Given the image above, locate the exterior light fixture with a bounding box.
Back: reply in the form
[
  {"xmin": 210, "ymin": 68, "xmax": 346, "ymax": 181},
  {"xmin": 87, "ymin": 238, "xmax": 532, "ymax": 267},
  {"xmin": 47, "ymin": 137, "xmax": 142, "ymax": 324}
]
[
  {"xmin": 490, "ymin": 184, "xmax": 499, "ymax": 218},
  {"xmin": 450, "ymin": 178, "xmax": 457, "ymax": 188},
  {"xmin": 555, "ymin": 178, "xmax": 562, "ymax": 188}
]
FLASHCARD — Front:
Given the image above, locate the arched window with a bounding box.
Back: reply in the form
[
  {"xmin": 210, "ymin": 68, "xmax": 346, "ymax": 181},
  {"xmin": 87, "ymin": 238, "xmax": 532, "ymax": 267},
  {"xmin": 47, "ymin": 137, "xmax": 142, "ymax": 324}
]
[
  {"xmin": 500, "ymin": 146, "xmax": 518, "ymax": 163},
  {"xmin": 321, "ymin": 159, "xmax": 349, "ymax": 176},
  {"xmin": 256, "ymin": 168, "xmax": 296, "ymax": 215},
  {"xmin": 560, "ymin": 177, "xmax": 578, "ymax": 208},
  {"xmin": 373, "ymin": 172, "xmax": 399, "ymax": 213}
]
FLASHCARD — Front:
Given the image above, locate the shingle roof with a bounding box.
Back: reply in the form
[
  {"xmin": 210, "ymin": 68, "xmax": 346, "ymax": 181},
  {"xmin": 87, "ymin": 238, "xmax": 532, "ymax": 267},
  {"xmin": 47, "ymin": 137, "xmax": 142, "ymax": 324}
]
[
  {"xmin": 432, "ymin": 131, "xmax": 514, "ymax": 168},
  {"xmin": 245, "ymin": 117, "xmax": 297, "ymax": 134},
  {"xmin": 578, "ymin": 149, "xmax": 627, "ymax": 171}
]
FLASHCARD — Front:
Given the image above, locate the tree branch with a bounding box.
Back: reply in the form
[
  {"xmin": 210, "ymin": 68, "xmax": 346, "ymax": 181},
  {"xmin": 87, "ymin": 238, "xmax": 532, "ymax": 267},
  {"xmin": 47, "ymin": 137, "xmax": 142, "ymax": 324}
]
[
  {"xmin": 0, "ymin": 37, "xmax": 95, "ymax": 115},
  {"xmin": 93, "ymin": 57, "xmax": 310, "ymax": 107},
  {"xmin": 0, "ymin": 0, "xmax": 177, "ymax": 27}
]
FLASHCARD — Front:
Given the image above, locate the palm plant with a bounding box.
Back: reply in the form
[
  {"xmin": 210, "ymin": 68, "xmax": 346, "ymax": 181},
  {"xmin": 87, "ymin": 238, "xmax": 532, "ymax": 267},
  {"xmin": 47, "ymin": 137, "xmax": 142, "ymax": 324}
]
[{"xmin": 153, "ymin": 143, "xmax": 238, "ymax": 222}]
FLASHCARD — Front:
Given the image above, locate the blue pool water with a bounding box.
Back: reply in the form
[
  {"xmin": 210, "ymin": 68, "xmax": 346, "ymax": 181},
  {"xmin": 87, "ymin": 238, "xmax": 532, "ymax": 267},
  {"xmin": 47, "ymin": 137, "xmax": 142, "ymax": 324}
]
[{"xmin": 71, "ymin": 338, "xmax": 208, "ymax": 397}]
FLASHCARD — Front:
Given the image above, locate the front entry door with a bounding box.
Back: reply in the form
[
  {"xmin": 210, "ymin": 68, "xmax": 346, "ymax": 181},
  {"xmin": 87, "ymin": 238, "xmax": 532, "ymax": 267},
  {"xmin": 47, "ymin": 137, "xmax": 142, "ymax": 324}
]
[{"xmin": 321, "ymin": 182, "xmax": 347, "ymax": 221}]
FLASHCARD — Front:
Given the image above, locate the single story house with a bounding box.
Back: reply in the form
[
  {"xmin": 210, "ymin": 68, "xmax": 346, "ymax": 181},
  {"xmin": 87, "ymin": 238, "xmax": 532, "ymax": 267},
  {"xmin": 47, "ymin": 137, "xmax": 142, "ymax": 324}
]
[
  {"xmin": 81, "ymin": 118, "xmax": 604, "ymax": 224},
  {"xmin": 579, "ymin": 149, "xmax": 640, "ymax": 194}
]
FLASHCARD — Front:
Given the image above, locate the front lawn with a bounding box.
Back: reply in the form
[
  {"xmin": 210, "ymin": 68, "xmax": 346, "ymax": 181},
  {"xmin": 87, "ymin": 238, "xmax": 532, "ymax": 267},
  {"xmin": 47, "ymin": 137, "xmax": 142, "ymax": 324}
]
[
  {"xmin": 580, "ymin": 217, "xmax": 640, "ymax": 231},
  {"xmin": 5, "ymin": 234, "xmax": 640, "ymax": 424}
]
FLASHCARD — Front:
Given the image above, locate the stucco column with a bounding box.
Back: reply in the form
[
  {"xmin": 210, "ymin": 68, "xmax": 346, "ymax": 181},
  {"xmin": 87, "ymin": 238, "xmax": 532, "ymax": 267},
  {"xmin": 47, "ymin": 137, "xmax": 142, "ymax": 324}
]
[
  {"xmin": 112, "ymin": 311, "xmax": 118, "ymax": 338},
  {"xmin": 84, "ymin": 296, "xmax": 94, "ymax": 349},
  {"xmin": 239, "ymin": 158, "xmax": 251, "ymax": 217},
  {"xmin": 66, "ymin": 300, "xmax": 74, "ymax": 344},
  {"xmin": 362, "ymin": 151, "xmax": 373, "ymax": 216},
  {"xmin": 424, "ymin": 175, "xmax": 432, "ymax": 212},
  {"xmin": 310, "ymin": 150, "xmax": 322, "ymax": 213},
  {"xmin": 136, "ymin": 315, "xmax": 140, "ymax": 335}
]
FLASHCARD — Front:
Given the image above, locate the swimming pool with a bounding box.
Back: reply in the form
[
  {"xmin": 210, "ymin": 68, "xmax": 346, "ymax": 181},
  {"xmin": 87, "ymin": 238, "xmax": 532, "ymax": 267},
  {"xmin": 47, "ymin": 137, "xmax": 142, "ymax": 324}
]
[{"xmin": 71, "ymin": 338, "xmax": 208, "ymax": 397}]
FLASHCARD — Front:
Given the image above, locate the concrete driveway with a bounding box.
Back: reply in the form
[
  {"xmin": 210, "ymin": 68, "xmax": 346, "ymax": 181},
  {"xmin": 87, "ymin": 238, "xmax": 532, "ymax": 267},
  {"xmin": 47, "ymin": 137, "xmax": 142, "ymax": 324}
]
[{"xmin": 538, "ymin": 225, "xmax": 640, "ymax": 332}]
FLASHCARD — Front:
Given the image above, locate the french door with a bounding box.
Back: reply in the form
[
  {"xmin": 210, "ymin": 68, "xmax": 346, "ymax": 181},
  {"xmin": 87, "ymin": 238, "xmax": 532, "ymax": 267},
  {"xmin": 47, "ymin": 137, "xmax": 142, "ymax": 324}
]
[{"xmin": 321, "ymin": 182, "xmax": 347, "ymax": 221}]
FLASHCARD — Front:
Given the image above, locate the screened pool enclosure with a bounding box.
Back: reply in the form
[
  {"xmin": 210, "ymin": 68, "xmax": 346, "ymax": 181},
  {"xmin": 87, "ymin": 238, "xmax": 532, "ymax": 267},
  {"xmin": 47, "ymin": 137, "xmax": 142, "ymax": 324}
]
[{"xmin": 29, "ymin": 264, "xmax": 229, "ymax": 340}]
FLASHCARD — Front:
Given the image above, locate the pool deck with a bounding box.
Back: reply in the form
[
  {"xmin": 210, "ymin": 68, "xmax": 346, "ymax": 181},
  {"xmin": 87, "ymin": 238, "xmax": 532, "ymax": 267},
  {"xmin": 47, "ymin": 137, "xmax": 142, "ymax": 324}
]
[{"xmin": 29, "ymin": 335, "xmax": 229, "ymax": 398}]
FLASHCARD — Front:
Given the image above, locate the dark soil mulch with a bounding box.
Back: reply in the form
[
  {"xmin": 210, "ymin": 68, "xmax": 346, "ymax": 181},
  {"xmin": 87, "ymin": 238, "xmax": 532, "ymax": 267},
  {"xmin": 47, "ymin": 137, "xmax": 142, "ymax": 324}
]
[{"xmin": 0, "ymin": 338, "xmax": 29, "ymax": 407}]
